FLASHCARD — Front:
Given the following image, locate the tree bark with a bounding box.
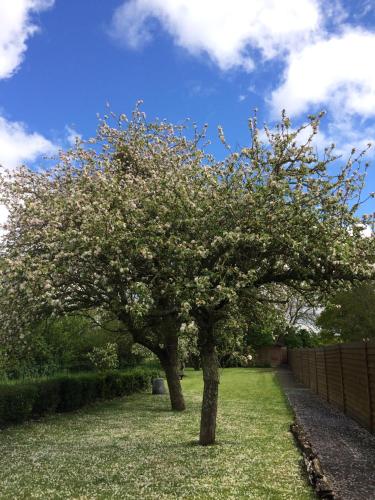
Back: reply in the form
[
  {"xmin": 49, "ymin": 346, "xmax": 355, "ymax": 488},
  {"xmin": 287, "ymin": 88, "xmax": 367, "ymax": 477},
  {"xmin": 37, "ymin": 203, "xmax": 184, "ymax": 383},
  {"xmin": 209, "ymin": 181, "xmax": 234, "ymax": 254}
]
[
  {"xmin": 157, "ymin": 334, "xmax": 186, "ymax": 411},
  {"xmin": 118, "ymin": 312, "xmax": 185, "ymax": 412},
  {"xmin": 162, "ymin": 360, "xmax": 186, "ymax": 411},
  {"xmin": 199, "ymin": 342, "xmax": 219, "ymax": 445},
  {"xmin": 160, "ymin": 336, "xmax": 186, "ymax": 411}
]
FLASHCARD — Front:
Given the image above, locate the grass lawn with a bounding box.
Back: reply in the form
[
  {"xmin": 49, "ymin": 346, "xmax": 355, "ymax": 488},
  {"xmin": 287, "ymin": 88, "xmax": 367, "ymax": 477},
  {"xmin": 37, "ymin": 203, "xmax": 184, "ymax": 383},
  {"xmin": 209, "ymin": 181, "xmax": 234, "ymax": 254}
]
[{"xmin": 0, "ymin": 368, "xmax": 313, "ymax": 499}]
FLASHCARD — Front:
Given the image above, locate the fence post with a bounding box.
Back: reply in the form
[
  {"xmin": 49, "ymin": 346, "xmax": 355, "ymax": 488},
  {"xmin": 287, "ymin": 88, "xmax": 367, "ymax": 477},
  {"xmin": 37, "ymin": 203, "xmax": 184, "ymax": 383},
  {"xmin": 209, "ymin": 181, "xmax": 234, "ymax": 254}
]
[
  {"xmin": 339, "ymin": 344, "xmax": 346, "ymax": 413},
  {"xmin": 324, "ymin": 347, "xmax": 329, "ymax": 403},
  {"xmin": 314, "ymin": 349, "xmax": 318, "ymax": 394},
  {"xmin": 307, "ymin": 349, "xmax": 311, "ymax": 387},
  {"xmin": 364, "ymin": 342, "xmax": 373, "ymax": 433}
]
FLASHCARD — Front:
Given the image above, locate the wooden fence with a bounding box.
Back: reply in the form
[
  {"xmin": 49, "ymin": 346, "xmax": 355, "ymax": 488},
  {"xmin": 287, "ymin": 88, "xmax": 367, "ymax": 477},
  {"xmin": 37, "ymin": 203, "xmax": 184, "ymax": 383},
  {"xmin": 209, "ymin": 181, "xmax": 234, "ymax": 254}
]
[{"xmin": 288, "ymin": 341, "xmax": 375, "ymax": 434}]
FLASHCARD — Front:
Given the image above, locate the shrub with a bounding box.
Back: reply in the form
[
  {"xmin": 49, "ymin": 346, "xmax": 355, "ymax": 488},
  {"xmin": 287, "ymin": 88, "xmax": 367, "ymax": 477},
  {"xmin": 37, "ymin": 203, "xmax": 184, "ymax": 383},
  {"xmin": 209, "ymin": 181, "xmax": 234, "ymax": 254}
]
[
  {"xmin": 0, "ymin": 384, "xmax": 37, "ymax": 425},
  {"xmin": 87, "ymin": 343, "xmax": 119, "ymax": 371},
  {"xmin": 79, "ymin": 373, "xmax": 100, "ymax": 405},
  {"xmin": 0, "ymin": 367, "xmax": 159, "ymax": 428},
  {"xmin": 103, "ymin": 371, "xmax": 123, "ymax": 398},
  {"xmin": 57, "ymin": 376, "xmax": 84, "ymax": 412},
  {"xmin": 252, "ymin": 361, "xmax": 271, "ymax": 368},
  {"xmin": 32, "ymin": 379, "xmax": 61, "ymax": 416}
]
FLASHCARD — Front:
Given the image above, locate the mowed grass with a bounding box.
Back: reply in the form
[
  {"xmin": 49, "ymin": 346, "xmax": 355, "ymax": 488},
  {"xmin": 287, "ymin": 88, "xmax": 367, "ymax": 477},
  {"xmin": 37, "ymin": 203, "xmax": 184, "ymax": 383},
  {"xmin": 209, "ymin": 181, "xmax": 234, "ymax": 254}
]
[{"xmin": 0, "ymin": 369, "xmax": 313, "ymax": 499}]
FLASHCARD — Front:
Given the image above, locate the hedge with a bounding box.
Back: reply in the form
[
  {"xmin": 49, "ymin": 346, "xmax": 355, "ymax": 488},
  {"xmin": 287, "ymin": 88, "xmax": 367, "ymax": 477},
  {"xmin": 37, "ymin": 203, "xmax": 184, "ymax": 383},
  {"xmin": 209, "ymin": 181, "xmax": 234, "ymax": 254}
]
[{"xmin": 0, "ymin": 367, "xmax": 159, "ymax": 428}]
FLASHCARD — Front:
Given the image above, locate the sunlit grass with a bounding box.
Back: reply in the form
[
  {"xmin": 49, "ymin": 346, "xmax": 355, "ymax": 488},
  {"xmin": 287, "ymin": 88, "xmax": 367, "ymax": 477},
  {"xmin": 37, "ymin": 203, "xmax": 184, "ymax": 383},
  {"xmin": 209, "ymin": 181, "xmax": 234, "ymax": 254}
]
[{"xmin": 0, "ymin": 368, "xmax": 313, "ymax": 499}]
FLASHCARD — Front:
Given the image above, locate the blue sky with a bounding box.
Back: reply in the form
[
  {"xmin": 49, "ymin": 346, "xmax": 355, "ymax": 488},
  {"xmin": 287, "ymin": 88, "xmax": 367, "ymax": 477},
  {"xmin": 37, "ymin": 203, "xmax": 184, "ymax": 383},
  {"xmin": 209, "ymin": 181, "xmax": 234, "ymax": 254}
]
[{"xmin": 0, "ymin": 0, "xmax": 375, "ymax": 213}]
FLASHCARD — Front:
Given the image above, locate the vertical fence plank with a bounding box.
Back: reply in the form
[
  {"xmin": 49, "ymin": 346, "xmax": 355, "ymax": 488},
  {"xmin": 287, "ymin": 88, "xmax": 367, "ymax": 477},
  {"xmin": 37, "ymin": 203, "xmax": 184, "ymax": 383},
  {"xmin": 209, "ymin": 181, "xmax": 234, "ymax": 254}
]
[
  {"xmin": 308, "ymin": 349, "xmax": 317, "ymax": 393},
  {"xmin": 339, "ymin": 344, "xmax": 346, "ymax": 414},
  {"xmin": 341, "ymin": 342, "xmax": 370, "ymax": 430},
  {"xmin": 289, "ymin": 341, "xmax": 375, "ymax": 434},
  {"xmin": 302, "ymin": 349, "xmax": 310, "ymax": 387},
  {"xmin": 365, "ymin": 342, "xmax": 373, "ymax": 433},
  {"xmin": 316, "ymin": 348, "xmax": 326, "ymax": 399},
  {"xmin": 325, "ymin": 345, "xmax": 344, "ymax": 411},
  {"xmin": 324, "ymin": 347, "xmax": 329, "ymax": 403},
  {"xmin": 369, "ymin": 340, "xmax": 375, "ymax": 434}
]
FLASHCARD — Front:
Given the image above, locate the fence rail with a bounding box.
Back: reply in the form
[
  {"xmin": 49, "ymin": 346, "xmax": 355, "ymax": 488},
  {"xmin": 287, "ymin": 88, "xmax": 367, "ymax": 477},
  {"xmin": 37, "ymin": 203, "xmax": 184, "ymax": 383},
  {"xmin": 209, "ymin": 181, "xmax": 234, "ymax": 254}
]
[{"xmin": 288, "ymin": 341, "xmax": 375, "ymax": 434}]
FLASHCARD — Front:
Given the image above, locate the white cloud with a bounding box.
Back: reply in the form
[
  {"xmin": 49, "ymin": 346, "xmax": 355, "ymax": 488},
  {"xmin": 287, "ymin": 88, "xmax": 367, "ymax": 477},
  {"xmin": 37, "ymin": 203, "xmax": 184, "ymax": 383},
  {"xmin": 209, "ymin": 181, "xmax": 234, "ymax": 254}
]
[
  {"xmin": 0, "ymin": 205, "xmax": 9, "ymax": 224},
  {"xmin": 110, "ymin": 0, "xmax": 322, "ymax": 71},
  {"xmin": 362, "ymin": 225, "xmax": 373, "ymax": 238},
  {"xmin": 355, "ymin": 0, "xmax": 375, "ymax": 19},
  {"xmin": 321, "ymin": 118, "xmax": 375, "ymax": 157},
  {"xmin": 108, "ymin": 1, "xmax": 374, "ymax": 170},
  {"xmin": 0, "ymin": 116, "xmax": 56, "ymax": 169},
  {"xmin": 65, "ymin": 125, "xmax": 82, "ymax": 146},
  {"xmin": 0, "ymin": 0, "xmax": 54, "ymax": 79},
  {"xmin": 0, "ymin": 114, "xmax": 57, "ymax": 231},
  {"xmin": 110, "ymin": 0, "xmax": 154, "ymax": 50},
  {"xmin": 270, "ymin": 30, "xmax": 375, "ymax": 119}
]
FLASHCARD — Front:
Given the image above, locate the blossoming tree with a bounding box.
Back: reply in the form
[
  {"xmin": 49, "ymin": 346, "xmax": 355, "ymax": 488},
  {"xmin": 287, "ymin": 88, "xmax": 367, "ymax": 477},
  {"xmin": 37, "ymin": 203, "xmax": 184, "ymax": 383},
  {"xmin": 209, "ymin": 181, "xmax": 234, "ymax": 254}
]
[
  {"xmin": 0, "ymin": 107, "xmax": 210, "ymax": 412},
  {"xmin": 0, "ymin": 107, "xmax": 373, "ymax": 445}
]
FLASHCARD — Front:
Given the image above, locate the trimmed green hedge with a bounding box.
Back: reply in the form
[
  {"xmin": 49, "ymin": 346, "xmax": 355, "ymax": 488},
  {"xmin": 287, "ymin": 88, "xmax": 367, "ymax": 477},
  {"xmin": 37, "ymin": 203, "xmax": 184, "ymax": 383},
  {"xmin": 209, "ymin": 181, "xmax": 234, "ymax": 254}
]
[{"xmin": 0, "ymin": 367, "xmax": 159, "ymax": 428}]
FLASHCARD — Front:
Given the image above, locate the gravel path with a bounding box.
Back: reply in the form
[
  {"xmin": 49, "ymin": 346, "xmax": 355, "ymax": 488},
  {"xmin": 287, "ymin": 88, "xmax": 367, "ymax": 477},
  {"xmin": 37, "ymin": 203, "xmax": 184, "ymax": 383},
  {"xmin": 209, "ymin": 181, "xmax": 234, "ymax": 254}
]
[{"xmin": 277, "ymin": 368, "xmax": 375, "ymax": 500}]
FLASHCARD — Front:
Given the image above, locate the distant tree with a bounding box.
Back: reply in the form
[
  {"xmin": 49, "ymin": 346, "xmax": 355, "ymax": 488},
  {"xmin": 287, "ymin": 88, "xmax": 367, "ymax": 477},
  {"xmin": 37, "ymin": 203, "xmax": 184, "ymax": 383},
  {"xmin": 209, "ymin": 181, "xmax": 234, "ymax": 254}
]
[
  {"xmin": 270, "ymin": 285, "xmax": 320, "ymax": 332},
  {"xmin": 244, "ymin": 300, "xmax": 289, "ymax": 349},
  {"xmin": 283, "ymin": 326, "xmax": 319, "ymax": 348},
  {"xmin": 241, "ymin": 295, "xmax": 319, "ymax": 350},
  {"xmin": 0, "ymin": 107, "xmax": 373, "ymax": 445},
  {"xmin": 317, "ymin": 283, "xmax": 375, "ymax": 342},
  {"xmin": 0, "ymin": 314, "xmax": 138, "ymax": 380}
]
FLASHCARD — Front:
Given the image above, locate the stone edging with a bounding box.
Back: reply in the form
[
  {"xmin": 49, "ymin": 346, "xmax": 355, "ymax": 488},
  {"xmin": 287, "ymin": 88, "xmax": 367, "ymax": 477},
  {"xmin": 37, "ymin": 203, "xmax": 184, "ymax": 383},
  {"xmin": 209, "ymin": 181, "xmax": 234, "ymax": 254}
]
[{"xmin": 290, "ymin": 421, "xmax": 336, "ymax": 499}]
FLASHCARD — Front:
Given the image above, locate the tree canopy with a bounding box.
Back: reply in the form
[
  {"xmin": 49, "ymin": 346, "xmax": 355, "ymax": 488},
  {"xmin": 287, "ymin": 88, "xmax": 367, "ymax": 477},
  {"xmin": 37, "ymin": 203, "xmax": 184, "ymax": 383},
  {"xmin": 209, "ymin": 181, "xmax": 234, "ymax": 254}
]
[
  {"xmin": 0, "ymin": 106, "xmax": 374, "ymax": 444},
  {"xmin": 317, "ymin": 283, "xmax": 375, "ymax": 342}
]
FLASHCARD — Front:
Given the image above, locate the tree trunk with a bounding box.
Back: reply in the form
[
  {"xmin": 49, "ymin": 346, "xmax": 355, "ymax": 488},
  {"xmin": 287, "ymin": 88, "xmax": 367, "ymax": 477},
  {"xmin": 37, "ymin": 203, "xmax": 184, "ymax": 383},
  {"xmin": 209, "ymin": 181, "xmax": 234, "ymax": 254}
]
[
  {"xmin": 199, "ymin": 343, "xmax": 219, "ymax": 445},
  {"xmin": 160, "ymin": 337, "xmax": 186, "ymax": 412},
  {"xmin": 118, "ymin": 312, "xmax": 185, "ymax": 412},
  {"xmin": 162, "ymin": 360, "xmax": 186, "ymax": 411}
]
